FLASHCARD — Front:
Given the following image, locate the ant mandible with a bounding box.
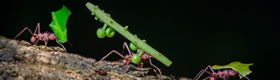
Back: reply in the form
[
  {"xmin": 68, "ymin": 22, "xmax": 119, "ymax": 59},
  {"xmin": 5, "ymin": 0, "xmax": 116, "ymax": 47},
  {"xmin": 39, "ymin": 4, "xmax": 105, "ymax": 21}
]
[
  {"xmin": 194, "ymin": 65, "xmax": 250, "ymax": 80},
  {"xmin": 14, "ymin": 23, "xmax": 67, "ymax": 52},
  {"xmin": 96, "ymin": 42, "xmax": 162, "ymax": 76}
]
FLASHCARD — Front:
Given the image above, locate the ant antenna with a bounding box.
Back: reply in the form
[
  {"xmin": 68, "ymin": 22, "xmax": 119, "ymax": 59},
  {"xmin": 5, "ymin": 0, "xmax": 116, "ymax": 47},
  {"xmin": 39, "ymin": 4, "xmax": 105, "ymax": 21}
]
[
  {"xmin": 56, "ymin": 39, "xmax": 67, "ymax": 52},
  {"xmin": 239, "ymin": 74, "xmax": 250, "ymax": 80},
  {"xmin": 243, "ymin": 76, "xmax": 250, "ymax": 80},
  {"xmin": 67, "ymin": 41, "xmax": 73, "ymax": 47}
]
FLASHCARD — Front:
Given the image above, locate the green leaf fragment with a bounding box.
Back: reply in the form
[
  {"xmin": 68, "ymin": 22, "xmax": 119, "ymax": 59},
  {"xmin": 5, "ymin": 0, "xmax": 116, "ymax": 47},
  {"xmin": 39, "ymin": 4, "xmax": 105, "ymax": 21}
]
[
  {"xmin": 49, "ymin": 5, "xmax": 71, "ymax": 43},
  {"xmin": 212, "ymin": 61, "xmax": 253, "ymax": 79}
]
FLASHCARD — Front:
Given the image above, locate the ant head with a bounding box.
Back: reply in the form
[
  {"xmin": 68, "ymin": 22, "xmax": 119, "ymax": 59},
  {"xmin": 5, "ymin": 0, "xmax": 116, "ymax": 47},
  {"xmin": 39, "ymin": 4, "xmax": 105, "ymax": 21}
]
[
  {"xmin": 30, "ymin": 36, "xmax": 37, "ymax": 44},
  {"xmin": 48, "ymin": 33, "xmax": 57, "ymax": 40},
  {"xmin": 141, "ymin": 53, "xmax": 150, "ymax": 60},
  {"xmin": 229, "ymin": 70, "xmax": 238, "ymax": 76}
]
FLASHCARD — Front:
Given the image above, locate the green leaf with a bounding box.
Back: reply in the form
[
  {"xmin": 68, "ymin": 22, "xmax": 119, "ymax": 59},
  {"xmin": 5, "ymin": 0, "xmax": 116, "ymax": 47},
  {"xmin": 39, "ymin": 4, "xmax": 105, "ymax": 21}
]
[
  {"xmin": 212, "ymin": 61, "xmax": 253, "ymax": 79},
  {"xmin": 49, "ymin": 5, "xmax": 71, "ymax": 43}
]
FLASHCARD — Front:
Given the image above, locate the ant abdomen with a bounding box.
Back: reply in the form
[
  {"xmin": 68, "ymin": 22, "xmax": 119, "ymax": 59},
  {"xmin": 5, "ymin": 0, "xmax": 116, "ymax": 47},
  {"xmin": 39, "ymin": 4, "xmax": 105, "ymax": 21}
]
[
  {"xmin": 122, "ymin": 59, "xmax": 128, "ymax": 65},
  {"xmin": 31, "ymin": 36, "xmax": 36, "ymax": 44}
]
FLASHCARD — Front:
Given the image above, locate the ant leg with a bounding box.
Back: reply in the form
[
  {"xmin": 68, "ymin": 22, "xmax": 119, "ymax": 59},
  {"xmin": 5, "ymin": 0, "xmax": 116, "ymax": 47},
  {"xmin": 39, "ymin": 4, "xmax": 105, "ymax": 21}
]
[
  {"xmin": 97, "ymin": 50, "xmax": 126, "ymax": 63},
  {"xmin": 14, "ymin": 27, "xmax": 34, "ymax": 39},
  {"xmin": 149, "ymin": 56, "xmax": 162, "ymax": 76},
  {"xmin": 136, "ymin": 62, "xmax": 144, "ymax": 75},
  {"xmin": 202, "ymin": 70, "xmax": 213, "ymax": 75},
  {"xmin": 194, "ymin": 65, "xmax": 214, "ymax": 80},
  {"xmin": 44, "ymin": 40, "xmax": 48, "ymax": 47},
  {"xmin": 194, "ymin": 69, "xmax": 213, "ymax": 80},
  {"xmin": 121, "ymin": 42, "xmax": 133, "ymax": 56},
  {"xmin": 118, "ymin": 42, "xmax": 133, "ymax": 62},
  {"xmin": 123, "ymin": 59, "xmax": 131, "ymax": 74},
  {"xmin": 34, "ymin": 23, "xmax": 40, "ymax": 34},
  {"xmin": 137, "ymin": 62, "xmax": 140, "ymax": 69},
  {"xmin": 194, "ymin": 70, "xmax": 206, "ymax": 80},
  {"xmin": 138, "ymin": 62, "xmax": 144, "ymax": 70},
  {"xmin": 202, "ymin": 76, "xmax": 212, "ymax": 80},
  {"xmin": 225, "ymin": 70, "xmax": 229, "ymax": 80},
  {"xmin": 35, "ymin": 39, "xmax": 40, "ymax": 44},
  {"xmin": 55, "ymin": 40, "xmax": 67, "ymax": 52}
]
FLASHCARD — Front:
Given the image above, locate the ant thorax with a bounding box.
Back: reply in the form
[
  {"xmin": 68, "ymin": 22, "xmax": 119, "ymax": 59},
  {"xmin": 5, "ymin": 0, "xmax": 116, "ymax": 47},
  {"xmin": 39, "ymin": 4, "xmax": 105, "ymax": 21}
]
[
  {"xmin": 211, "ymin": 72, "xmax": 219, "ymax": 78},
  {"xmin": 36, "ymin": 32, "xmax": 57, "ymax": 41},
  {"xmin": 36, "ymin": 33, "xmax": 47, "ymax": 41},
  {"xmin": 215, "ymin": 70, "xmax": 239, "ymax": 79}
]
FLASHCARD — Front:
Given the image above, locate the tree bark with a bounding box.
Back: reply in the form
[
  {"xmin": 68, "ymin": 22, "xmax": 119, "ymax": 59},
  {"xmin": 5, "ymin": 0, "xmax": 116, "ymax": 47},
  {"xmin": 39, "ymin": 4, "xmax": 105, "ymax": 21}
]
[{"xmin": 0, "ymin": 35, "xmax": 191, "ymax": 80}]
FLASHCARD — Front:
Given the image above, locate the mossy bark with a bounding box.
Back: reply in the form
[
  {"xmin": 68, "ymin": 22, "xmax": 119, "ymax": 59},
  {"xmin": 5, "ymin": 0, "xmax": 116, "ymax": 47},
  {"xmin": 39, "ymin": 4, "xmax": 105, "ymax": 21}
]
[{"xmin": 0, "ymin": 35, "xmax": 191, "ymax": 80}]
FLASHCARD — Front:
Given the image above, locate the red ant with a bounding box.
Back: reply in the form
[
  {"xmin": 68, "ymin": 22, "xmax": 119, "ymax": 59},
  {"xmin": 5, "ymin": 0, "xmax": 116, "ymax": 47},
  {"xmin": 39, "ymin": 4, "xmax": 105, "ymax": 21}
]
[
  {"xmin": 14, "ymin": 23, "xmax": 67, "ymax": 52},
  {"xmin": 194, "ymin": 65, "xmax": 250, "ymax": 80},
  {"xmin": 96, "ymin": 42, "xmax": 162, "ymax": 76}
]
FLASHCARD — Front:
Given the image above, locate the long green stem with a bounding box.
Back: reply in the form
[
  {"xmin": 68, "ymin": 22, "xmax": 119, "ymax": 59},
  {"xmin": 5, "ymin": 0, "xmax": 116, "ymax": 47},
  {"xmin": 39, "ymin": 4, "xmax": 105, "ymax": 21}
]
[{"xmin": 86, "ymin": 2, "xmax": 172, "ymax": 67}]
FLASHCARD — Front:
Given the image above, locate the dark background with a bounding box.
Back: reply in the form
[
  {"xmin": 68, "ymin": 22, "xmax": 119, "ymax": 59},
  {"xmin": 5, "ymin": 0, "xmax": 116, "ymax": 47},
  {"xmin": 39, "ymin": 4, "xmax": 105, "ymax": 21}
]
[{"xmin": 1, "ymin": 0, "xmax": 279, "ymax": 80}]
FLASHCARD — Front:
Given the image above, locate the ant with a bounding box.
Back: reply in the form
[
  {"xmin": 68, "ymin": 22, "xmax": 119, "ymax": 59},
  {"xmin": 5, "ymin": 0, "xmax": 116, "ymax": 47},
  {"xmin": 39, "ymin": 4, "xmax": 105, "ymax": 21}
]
[
  {"xmin": 96, "ymin": 42, "xmax": 162, "ymax": 76},
  {"xmin": 194, "ymin": 65, "xmax": 250, "ymax": 80},
  {"xmin": 14, "ymin": 23, "xmax": 67, "ymax": 52}
]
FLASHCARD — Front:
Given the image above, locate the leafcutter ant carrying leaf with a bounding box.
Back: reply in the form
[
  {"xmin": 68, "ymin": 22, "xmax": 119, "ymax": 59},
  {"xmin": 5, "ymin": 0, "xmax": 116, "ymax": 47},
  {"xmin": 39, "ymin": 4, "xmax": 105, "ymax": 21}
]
[
  {"xmin": 212, "ymin": 61, "xmax": 253, "ymax": 79},
  {"xmin": 96, "ymin": 42, "xmax": 162, "ymax": 77},
  {"xmin": 14, "ymin": 23, "xmax": 67, "ymax": 52},
  {"xmin": 194, "ymin": 61, "xmax": 253, "ymax": 80},
  {"xmin": 14, "ymin": 5, "xmax": 71, "ymax": 52}
]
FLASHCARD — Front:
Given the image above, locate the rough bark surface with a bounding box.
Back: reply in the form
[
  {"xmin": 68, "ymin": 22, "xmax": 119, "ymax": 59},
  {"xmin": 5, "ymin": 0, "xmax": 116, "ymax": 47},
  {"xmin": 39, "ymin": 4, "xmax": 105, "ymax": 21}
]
[{"xmin": 0, "ymin": 35, "xmax": 191, "ymax": 80}]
